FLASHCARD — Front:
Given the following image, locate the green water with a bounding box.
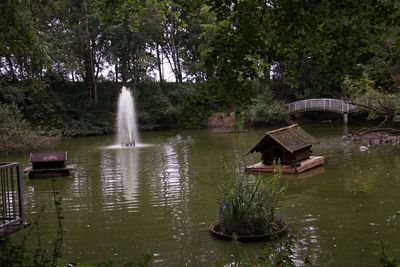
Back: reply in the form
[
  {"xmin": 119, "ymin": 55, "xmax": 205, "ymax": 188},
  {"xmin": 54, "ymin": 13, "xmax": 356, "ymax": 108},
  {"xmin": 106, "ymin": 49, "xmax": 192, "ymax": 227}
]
[{"xmin": 3, "ymin": 124, "xmax": 400, "ymax": 266}]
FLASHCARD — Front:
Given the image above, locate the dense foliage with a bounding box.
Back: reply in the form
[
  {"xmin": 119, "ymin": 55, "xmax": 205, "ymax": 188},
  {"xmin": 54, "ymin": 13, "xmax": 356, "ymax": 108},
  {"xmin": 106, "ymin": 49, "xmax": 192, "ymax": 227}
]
[
  {"xmin": 0, "ymin": 79, "xmax": 213, "ymax": 138},
  {"xmin": 0, "ymin": 103, "xmax": 60, "ymax": 153},
  {"xmin": 1, "ymin": 0, "xmax": 400, "ymax": 149},
  {"xmin": 247, "ymin": 87, "xmax": 288, "ymax": 127}
]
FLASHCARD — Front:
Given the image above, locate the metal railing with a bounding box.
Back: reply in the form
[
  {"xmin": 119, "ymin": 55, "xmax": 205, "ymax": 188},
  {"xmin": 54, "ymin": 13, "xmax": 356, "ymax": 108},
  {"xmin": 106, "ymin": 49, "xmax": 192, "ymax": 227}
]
[
  {"xmin": 0, "ymin": 162, "xmax": 24, "ymax": 235},
  {"xmin": 288, "ymin": 98, "xmax": 357, "ymax": 114}
]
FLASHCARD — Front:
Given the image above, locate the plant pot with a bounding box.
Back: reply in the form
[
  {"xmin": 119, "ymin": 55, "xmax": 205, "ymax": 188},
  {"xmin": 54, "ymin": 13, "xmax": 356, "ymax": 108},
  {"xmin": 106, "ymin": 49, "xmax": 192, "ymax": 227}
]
[{"xmin": 209, "ymin": 219, "xmax": 288, "ymax": 242}]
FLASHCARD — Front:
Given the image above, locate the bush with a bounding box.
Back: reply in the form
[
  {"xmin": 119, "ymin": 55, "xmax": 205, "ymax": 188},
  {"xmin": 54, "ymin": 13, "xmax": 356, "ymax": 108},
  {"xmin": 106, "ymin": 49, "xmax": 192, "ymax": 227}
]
[
  {"xmin": 136, "ymin": 82, "xmax": 212, "ymax": 130},
  {"xmin": 0, "ymin": 79, "xmax": 68, "ymax": 130},
  {"xmin": 247, "ymin": 88, "xmax": 288, "ymax": 127},
  {"xmin": 174, "ymin": 83, "xmax": 212, "ymax": 129},
  {"xmin": 0, "ymin": 103, "xmax": 60, "ymax": 153},
  {"xmin": 135, "ymin": 82, "xmax": 179, "ymax": 130}
]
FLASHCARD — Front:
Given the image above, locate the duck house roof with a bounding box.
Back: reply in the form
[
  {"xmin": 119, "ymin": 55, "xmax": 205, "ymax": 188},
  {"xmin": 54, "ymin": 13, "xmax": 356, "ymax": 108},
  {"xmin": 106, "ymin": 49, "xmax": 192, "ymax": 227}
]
[
  {"xmin": 30, "ymin": 152, "xmax": 68, "ymax": 163},
  {"xmin": 247, "ymin": 124, "xmax": 317, "ymax": 154}
]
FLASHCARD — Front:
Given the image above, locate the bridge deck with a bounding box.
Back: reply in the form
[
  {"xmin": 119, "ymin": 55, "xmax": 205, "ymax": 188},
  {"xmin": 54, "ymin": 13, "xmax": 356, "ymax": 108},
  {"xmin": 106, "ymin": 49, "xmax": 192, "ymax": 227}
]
[{"xmin": 288, "ymin": 98, "xmax": 357, "ymax": 114}]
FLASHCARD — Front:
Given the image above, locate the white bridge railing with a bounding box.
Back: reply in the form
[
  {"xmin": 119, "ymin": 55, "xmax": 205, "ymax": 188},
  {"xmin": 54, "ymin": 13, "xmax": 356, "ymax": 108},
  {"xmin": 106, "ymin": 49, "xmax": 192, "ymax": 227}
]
[{"xmin": 288, "ymin": 98, "xmax": 357, "ymax": 114}]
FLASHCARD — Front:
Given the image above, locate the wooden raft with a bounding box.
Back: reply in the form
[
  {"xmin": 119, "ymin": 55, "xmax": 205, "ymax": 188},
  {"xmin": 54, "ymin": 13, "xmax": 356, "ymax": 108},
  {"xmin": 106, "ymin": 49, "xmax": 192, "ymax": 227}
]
[
  {"xmin": 23, "ymin": 152, "xmax": 74, "ymax": 178},
  {"xmin": 245, "ymin": 156, "xmax": 326, "ymax": 174},
  {"xmin": 23, "ymin": 165, "xmax": 75, "ymax": 179}
]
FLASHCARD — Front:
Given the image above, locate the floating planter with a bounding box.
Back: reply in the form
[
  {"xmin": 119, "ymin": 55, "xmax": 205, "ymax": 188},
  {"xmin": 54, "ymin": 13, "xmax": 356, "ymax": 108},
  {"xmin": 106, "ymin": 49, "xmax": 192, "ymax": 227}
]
[
  {"xmin": 23, "ymin": 152, "xmax": 75, "ymax": 178},
  {"xmin": 210, "ymin": 169, "xmax": 287, "ymax": 242},
  {"xmin": 209, "ymin": 219, "xmax": 288, "ymax": 242},
  {"xmin": 246, "ymin": 124, "xmax": 326, "ymax": 174}
]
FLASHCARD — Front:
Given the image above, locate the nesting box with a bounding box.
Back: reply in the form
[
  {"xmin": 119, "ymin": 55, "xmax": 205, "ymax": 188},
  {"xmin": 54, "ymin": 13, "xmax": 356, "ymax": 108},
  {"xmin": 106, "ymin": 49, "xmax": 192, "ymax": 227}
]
[
  {"xmin": 246, "ymin": 124, "xmax": 326, "ymax": 174},
  {"xmin": 30, "ymin": 152, "xmax": 67, "ymax": 170},
  {"xmin": 24, "ymin": 152, "xmax": 74, "ymax": 178}
]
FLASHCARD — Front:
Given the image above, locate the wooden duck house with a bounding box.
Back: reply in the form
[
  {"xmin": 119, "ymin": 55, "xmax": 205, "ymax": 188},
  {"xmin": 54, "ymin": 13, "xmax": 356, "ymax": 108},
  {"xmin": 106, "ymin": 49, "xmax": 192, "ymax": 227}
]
[
  {"xmin": 24, "ymin": 152, "xmax": 74, "ymax": 178},
  {"xmin": 246, "ymin": 124, "xmax": 326, "ymax": 174}
]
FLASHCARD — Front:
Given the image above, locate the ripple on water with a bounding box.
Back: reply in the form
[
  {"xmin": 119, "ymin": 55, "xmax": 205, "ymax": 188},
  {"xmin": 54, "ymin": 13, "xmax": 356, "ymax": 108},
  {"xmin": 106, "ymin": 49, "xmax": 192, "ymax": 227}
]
[{"xmin": 101, "ymin": 143, "xmax": 154, "ymax": 150}]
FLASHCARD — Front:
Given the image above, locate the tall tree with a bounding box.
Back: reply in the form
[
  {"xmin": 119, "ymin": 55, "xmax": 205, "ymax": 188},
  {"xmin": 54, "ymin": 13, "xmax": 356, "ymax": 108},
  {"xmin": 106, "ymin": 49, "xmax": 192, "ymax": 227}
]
[
  {"xmin": 94, "ymin": 0, "xmax": 150, "ymax": 84},
  {"xmin": 35, "ymin": 0, "xmax": 105, "ymax": 103},
  {"xmin": 0, "ymin": 0, "xmax": 49, "ymax": 80},
  {"xmin": 203, "ymin": 0, "xmax": 400, "ymax": 106},
  {"xmin": 201, "ymin": 0, "xmax": 271, "ymax": 107},
  {"xmin": 83, "ymin": 0, "xmax": 98, "ymax": 103},
  {"xmin": 154, "ymin": 0, "xmax": 208, "ymax": 83}
]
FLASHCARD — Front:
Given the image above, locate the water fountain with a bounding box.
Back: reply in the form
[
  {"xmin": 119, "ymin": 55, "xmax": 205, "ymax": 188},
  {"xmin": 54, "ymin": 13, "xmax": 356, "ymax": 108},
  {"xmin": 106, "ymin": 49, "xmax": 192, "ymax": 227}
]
[{"xmin": 116, "ymin": 86, "xmax": 139, "ymax": 147}]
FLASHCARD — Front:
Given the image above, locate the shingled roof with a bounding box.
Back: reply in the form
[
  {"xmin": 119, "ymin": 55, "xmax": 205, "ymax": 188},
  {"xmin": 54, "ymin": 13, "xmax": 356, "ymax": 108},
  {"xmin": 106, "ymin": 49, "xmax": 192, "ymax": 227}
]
[{"xmin": 247, "ymin": 124, "xmax": 316, "ymax": 154}]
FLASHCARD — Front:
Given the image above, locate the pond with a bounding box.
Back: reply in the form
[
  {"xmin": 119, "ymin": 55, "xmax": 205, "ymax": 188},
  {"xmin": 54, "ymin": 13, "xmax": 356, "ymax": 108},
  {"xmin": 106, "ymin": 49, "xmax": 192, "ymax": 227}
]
[{"xmin": 3, "ymin": 124, "xmax": 400, "ymax": 266}]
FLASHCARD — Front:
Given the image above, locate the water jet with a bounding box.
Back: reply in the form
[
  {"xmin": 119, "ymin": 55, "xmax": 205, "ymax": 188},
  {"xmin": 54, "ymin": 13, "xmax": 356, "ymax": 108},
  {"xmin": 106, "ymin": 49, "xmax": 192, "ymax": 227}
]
[{"xmin": 116, "ymin": 86, "xmax": 139, "ymax": 147}]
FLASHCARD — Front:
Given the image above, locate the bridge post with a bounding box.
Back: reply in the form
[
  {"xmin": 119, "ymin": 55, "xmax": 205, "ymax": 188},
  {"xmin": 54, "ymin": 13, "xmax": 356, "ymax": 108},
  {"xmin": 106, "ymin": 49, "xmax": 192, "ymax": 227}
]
[{"xmin": 343, "ymin": 112, "xmax": 348, "ymax": 124}]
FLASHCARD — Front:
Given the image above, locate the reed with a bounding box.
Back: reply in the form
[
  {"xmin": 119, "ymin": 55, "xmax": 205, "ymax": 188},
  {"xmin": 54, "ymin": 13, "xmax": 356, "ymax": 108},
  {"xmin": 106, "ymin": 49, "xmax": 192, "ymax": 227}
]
[{"xmin": 218, "ymin": 165, "xmax": 284, "ymax": 236}]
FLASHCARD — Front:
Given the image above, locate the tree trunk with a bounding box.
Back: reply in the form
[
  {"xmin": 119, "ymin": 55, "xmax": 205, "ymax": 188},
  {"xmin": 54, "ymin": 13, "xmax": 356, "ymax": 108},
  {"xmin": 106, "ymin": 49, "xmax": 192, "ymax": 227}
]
[
  {"xmin": 156, "ymin": 43, "xmax": 164, "ymax": 85},
  {"xmin": 115, "ymin": 63, "xmax": 119, "ymax": 82},
  {"xmin": 162, "ymin": 19, "xmax": 183, "ymax": 83},
  {"xmin": 170, "ymin": 21, "xmax": 182, "ymax": 83},
  {"xmin": 121, "ymin": 55, "xmax": 129, "ymax": 84},
  {"xmin": 120, "ymin": 13, "xmax": 130, "ymax": 85},
  {"xmin": 83, "ymin": 0, "xmax": 97, "ymax": 103}
]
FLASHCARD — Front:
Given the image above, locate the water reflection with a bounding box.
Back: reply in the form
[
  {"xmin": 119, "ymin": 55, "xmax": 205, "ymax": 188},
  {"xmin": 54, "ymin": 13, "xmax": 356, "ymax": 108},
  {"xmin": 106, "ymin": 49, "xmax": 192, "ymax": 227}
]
[
  {"xmin": 295, "ymin": 214, "xmax": 327, "ymax": 266},
  {"xmin": 149, "ymin": 135, "xmax": 192, "ymax": 241},
  {"xmin": 99, "ymin": 148, "xmax": 140, "ymax": 212}
]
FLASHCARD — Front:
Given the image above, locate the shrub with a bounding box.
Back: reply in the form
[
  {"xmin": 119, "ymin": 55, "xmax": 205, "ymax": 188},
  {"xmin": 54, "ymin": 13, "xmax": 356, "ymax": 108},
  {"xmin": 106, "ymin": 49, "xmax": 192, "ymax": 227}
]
[
  {"xmin": 247, "ymin": 88, "xmax": 288, "ymax": 127},
  {"xmin": 135, "ymin": 82, "xmax": 212, "ymax": 130},
  {"xmin": 135, "ymin": 82, "xmax": 179, "ymax": 130},
  {"xmin": 0, "ymin": 79, "xmax": 68, "ymax": 130},
  {"xmin": 175, "ymin": 83, "xmax": 212, "ymax": 129},
  {"xmin": 0, "ymin": 103, "xmax": 60, "ymax": 153}
]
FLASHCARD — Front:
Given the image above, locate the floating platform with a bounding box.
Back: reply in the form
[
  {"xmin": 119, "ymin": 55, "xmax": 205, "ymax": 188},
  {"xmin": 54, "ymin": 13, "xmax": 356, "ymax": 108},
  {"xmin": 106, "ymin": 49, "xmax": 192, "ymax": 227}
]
[
  {"xmin": 245, "ymin": 156, "xmax": 326, "ymax": 174},
  {"xmin": 24, "ymin": 152, "xmax": 75, "ymax": 179},
  {"xmin": 23, "ymin": 165, "xmax": 75, "ymax": 179}
]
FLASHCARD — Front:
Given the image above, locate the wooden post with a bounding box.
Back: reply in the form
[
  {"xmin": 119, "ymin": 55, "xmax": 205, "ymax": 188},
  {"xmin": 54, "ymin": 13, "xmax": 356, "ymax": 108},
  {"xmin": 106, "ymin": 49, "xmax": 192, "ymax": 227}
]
[{"xmin": 343, "ymin": 112, "xmax": 348, "ymax": 124}]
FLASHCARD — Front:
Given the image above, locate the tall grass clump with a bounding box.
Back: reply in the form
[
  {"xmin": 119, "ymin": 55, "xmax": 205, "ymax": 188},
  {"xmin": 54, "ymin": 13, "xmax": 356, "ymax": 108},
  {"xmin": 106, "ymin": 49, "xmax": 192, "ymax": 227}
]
[{"xmin": 218, "ymin": 165, "xmax": 285, "ymax": 236}]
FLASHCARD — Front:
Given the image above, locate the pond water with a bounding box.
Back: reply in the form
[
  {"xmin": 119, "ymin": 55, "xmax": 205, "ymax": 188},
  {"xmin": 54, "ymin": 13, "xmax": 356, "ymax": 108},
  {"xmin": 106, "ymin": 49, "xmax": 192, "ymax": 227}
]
[{"xmin": 3, "ymin": 124, "xmax": 400, "ymax": 266}]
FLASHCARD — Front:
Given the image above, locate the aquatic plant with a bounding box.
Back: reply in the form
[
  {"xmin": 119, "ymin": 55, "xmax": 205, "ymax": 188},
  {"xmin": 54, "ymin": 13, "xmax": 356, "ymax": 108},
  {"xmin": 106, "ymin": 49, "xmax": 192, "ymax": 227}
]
[
  {"xmin": 217, "ymin": 165, "xmax": 285, "ymax": 237},
  {"xmin": 376, "ymin": 211, "xmax": 400, "ymax": 267},
  {"xmin": 0, "ymin": 180, "xmax": 65, "ymax": 267}
]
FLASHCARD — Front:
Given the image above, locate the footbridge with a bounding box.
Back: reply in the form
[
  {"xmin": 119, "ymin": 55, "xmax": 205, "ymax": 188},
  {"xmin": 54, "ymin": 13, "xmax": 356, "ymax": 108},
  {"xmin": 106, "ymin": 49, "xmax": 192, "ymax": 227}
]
[{"xmin": 288, "ymin": 98, "xmax": 357, "ymax": 123}]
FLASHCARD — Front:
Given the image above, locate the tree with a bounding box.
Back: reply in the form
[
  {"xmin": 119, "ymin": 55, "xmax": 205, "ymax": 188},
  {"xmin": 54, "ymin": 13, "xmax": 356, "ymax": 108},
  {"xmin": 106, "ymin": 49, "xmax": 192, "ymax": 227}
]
[
  {"xmin": 45, "ymin": 0, "xmax": 103, "ymax": 103},
  {"xmin": 82, "ymin": 0, "xmax": 97, "ymax": 103},
  {"xmin": 0, "ymin": 0, "xmax": 49, "ymax": 80},
  {"xmin": 94, "ymin": 0, "xmax": 152, "ymax": 84},
  {"xmin": 201, "ymin": 0, "xmax": 271, "ymax": 108},
  {"xmin": 343, "ymin": 73, "xmax": 400, "ymax": 127},
  {"xmin": 202, "ymin": 0, "xmax": 400, "ymax": 107}
]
